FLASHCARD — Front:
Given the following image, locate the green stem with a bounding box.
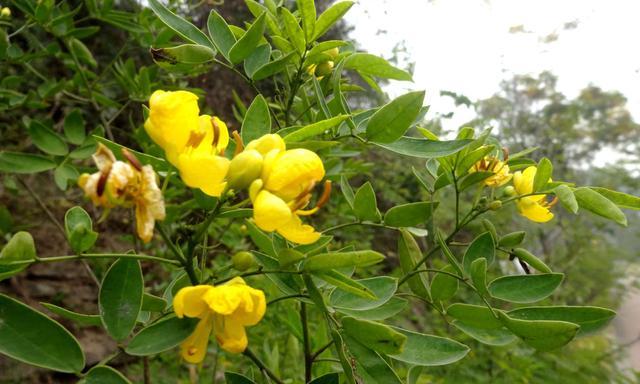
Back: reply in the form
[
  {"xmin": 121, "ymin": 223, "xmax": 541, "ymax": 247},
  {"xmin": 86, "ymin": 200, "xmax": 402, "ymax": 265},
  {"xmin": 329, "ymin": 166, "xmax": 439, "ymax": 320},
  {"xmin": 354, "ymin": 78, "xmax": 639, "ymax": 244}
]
[
  {"xmin": 301, "ymin": 302, "xmax": 312, "ymax": 383},
  {"xmin": 8, "ymin": 253, "xmax": 181, "ymax": 267},
  {"xmin": 267, "ymin": 294, "xmax": 309, "ymax": 306},
  {"xmin": 243, "ymin": 348, "xmax": 284, "ymax": 384}
]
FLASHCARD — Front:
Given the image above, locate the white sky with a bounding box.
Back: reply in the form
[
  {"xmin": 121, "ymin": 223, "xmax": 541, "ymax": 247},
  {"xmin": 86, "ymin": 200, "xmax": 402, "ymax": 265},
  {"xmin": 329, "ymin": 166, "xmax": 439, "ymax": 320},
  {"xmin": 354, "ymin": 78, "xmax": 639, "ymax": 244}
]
[{"xmin": 345, "ymin": 0, "xmax": 640, "ymax": 135}]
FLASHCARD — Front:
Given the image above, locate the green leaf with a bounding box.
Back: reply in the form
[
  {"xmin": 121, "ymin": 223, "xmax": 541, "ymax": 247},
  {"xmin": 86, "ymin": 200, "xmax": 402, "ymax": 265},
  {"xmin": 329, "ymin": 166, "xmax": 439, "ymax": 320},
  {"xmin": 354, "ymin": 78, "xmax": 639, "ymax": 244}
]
[
  {"xmin": 344, "ymin": 53, "xmax": 412, "ymax": 81},
  {"xmin": 446, "ymin": 303, "xmax": 503, "ymax": 329},
  {"xmin": 458, "ymin": 171, "xmax": 493, "ymax": 192},
  {"xmin": 507, "ymin": 306, "xmax": 615, "ymax": 335},
  {"xmin": 65, "ymin": 206, "xmax": 98, "ymax": 253},
  {"xmin": 309, "ymin": 373, "xmax": 339, "ymax": 384},
  {"xmin": 532, "ymin": 157, "xmax": 552, "ymax": 192},
  {"xmin": 229, "ymin": 13, "xmax": 266, "ymax": 64},
  {"xmin": 314, "ymin": 1, "xmax": 354, "ymax": 40},
  {"xmin": 99, "ymin": 258, "xmax": 143, "ymax": 340},
  {"xmin": 343, "ymin": 335, "xmax": 403, "ymax": 384},
  {"xmin": 244, "ymin": 44, "xmax": 271, "ymax": 77},
  {"xmin": 296, "ymin": 0, "xmax": 316, "ymax": 42},
  {"xmin": 462, "ymin": 232, "xmax": 495, "ymax": 272},
  {"xmin": 94, "ymin": 136, "xmax": 167, "ymax": 171},
  {"xmin": 68, "ymin": 38, "xmax": 97, "ymax": 68},
  {"xmin": 342, "ymin": 317, "xmax": 406, "ymax": 355},
  {"xmin": 280, "ymin": 7, "xmax": 305, "ymax": 55},
  {"xmin": 340, "ymin": 175, "xmax": 355, "ymax": 209},
  {"xmin": 397, "ymin": 229, "xmax": 430, "ymax": 299},
  {"xmin": 151, "ymin": 44, "xmax": 215, "ymax": 65},
  {"xmin": 241, "ymin": 95, "xmax": 271, "ymax": 144},
  {"xmin": 141, "ymin": 293, "xmax": 167, "ymax": 312},
  {"xmin": 245, "ymin": 220, "xmax": 276, "ymax": 257},
  {"xmin": 126, "ymin": 316, "xmax": 198, "ymax": 356},
  {"xmin": 314, "ymin": 270, "xmax": 377, "ymax": 300},
  {"xmin": 435, "ymin": 231, "xmax": 464, "ymax": 277},
  {"xmin": 455, "ymin": 145, "xmax": 495, "ymax": 176},
  {"xmin": 384, "ymin": 202, "xmax": 438, "ymax": 227},
  {"xmin": 512, "ymin": 248, "xmax": 551, "ymax": 273},
  {"xmin": 374, "ymin": 138, "xmax": 471, "ymax": 159},
  {"xmin": 589, "ymin": 187, "xmax": 640, "ymax": 210},
  {"xmin": 225, "ymin": 372, "xmax": 257, "ymax": 384},
  {"xmin": 353, "ymin": 182, "xmax": 381, "ymax": 222},
  {"xmin": 207, "ymin": 9, "xmax": 236, "ymax": 59},
  {"xmin": 330, "ymin": 276, "xmax": 397, "ymax": 311},
  {"xmin": 54, "ymin": 163, "xmax": 79, "ymax": 190},
  {"xmin": 498, "ymin": 312, "xmax": 579, "ymax": 351},
  {"xmin": 283, "ymin": 115, "xmax": 348, "ymax": 142},
  {"xmin": 469, "ymin": 258, "xmax": 488, "ymax": 296},
  {"xmin": 498, "ymin": 231, "xmax": 526, "ymax": 248},
  {"xmin": 574, "ymin": 187, "xmax": 627, "ymax": 226},
  {"xmin": 0, "ymin": 152, "xmax": 57, "ymax": 174},
  {"xmin": 365, "ymin": 91, "xmax": 424, "ymax": 143},
  {"xmin": 488, "ymin": 273, "xmax": 564, "ymax": 303},
  {"xmin": 148, "ymin": 0, "xmax": 213, "ymax": 48},
  {"xmin": 0, "ymin": 294, "xmax": 85, "ymax": 373},
  {"xmin": 79, "ymin": 366, "xmax": 131, "ymax": 384},
  {"xmin": 430, "ymin": 265, "xmax": 459, "ymax": 302},
  {"xmin": 251, "ymin": 52, "xmax": 294, "ymax": 81},
  {"xmin": 554, "ymin": 184, "xmax": 578, "ymax": 214},
  {"xmin": 41, "ymin": 303, "xmax": 102, "ymax": 327},
  {"xmin": 306, "ymin": 40, "xmax": 347, "ymax": 62},
  {"xmin": 63, "ymin": 109, "xmax": 85, "ymax": 145},
  {"xmin": 28, "ymin": 120, "xmax": 68, "ymax": 156},
  {"xmin": 389, "ymin": 327, "xmax": 469, "ymax": 366},
  {"xmin": 452, "ymin": 321, "xmax": 516, "ymax": 346},
  {"xmin": 0, "ymin": 231, "xmax": 36, "ymax": 280},
  {"xmin": 338, "ymin": 298, "xmax": 408, "ymax": 321},
  {"xmin": 303, "ymin": 250, "xmax": 385, "ymax": 272}
]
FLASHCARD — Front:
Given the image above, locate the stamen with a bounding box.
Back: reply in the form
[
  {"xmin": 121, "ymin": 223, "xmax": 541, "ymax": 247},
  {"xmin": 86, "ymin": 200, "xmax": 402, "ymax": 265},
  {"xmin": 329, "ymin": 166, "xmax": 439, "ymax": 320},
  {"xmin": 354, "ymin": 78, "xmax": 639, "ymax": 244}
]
[
  {"xmin": 121, "ymin": 149, "xmax": 142, "ymax": 171},
  {"xmin": 315, "ymin": 180, "xmax": 332, "ymax": 209},
  {"xmin": 547, "ymin": 196, "xmax": 559, "ymax": 208},
  {"xmin": 186, "ymin": 130, "xmax": 206, "ymax": 149},
  {"xmin": 502, "ymin": 147, "xmax": 510, "ymax": 161},
  {"xmin": 96, "ymin": 163, "xmax": 112, "ymax": 197},
  {"xmin": 232, "ymin": 131, "xmax": 244, "ymax": 156},
  {"xmin": 291, "ymin": 194, "xmax": 312, "ymax": 212},
  {"xmin": 211, "ymin": 117, "xmax": 221, "ymax": 149}
]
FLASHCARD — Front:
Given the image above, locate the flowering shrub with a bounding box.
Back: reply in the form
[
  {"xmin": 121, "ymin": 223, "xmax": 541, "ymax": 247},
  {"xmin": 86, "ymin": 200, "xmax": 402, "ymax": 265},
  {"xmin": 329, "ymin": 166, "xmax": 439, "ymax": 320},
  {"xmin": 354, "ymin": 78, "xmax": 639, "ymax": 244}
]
[{"xmin": 1, "ymin": 0, "xmax": 639, "ymax": 383}]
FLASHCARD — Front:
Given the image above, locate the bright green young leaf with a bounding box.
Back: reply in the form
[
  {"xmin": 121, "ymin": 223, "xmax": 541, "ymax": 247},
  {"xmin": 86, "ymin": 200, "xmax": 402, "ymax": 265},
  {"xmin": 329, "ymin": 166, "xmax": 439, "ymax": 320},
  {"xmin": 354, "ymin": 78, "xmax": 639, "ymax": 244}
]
[
  {"xmin": 462, "ymin": 232, "xmax": 495, "ymax": 272},
  {"xmin": 28, "ymin": 120, "xmax": 68, "ymax": 156},
  {"xmin": 54, "ymin": 163, "xmax": 79, "ymax": 190},
  {"xmin": 207, "ymin": 9, "xmax": 236, "ymax": 58},
  {"xmin": 384, "ymin": 202, "xmax": 438, "ymax": 227},
  {"xmin": 296, "ymin": 0, "xmax": 316, "ymax": 42},
  {"xmin": 532, "ymin": 157, "xmax": 552, "ymax": 192},
  {"xmin": 278, "ymin": 248, "xmax": 305, "ymax": 267},
  {"xmin": 343, "ymin": 335, "xmax": 403, "ymax": 384},
  {"xmin": 512, "ymin": 248, "xmax": 552, "ymax": 273},
  {"xmin": 554, "ymin": 184, "xmax": 579, "ymax": 214},
  {"xmin": 455, "ymin": 145, "xmax": 495, "ymax": 176},
  {"xmin": 342, "ymin": 317, "xmax": 406, "ymax": 355},
  {"xmin": 498, "ymin": 231, "xmax": 526, "ymax": 248},
  {"xmin": 0, "ymin": 231, "xmax": 36, "ymax": 280},
  {"xmin": 0, "ymin": 294, "xmax": 85, "ymax": 373},
  {"xmin": 469, "ymin": 258, "xmax": 488, "ymax": 296},
  {"xmin": 64, "ymin": 206, "xmax": 98, "ymax": 253},
  {"xmin": 303, "ymin": 250, "xmax": 385, "ymax": 272},
  {"xmin": 330, "ymin": 276, "xmax": 397, "ymax": 311},
  {"xmin": 314, "ymin": 1, "xmax": 354, "ymax": 40},
  {"xmin": 353, "ymin": 182, "xmax": 381, "ymax": 222},
  {"xmin": 245, "ymin": 220, "xmax": 276, "ymax": 257},
  {"xmin": 338, "ymin": 298, "xmax": 408, "ymax": 321},
  {"xmin": 63, "ymin": 109, "xmax": 85, "ymax": 145},
  {"xmin": 397, "ymin": 229, "xmax": 430, "ymax": 299},
  {"xmin": 148, "ymin": 0, "xmax": 214, "ymax": 49},
  {"xmin": 488, "ymin": 273, "xmax": 564, "ymax": 303},
  {"xmin": 41, "ymin": 303, "xmax": 102, "ymax": 327},
  {"xmin": 306, "ymin": 40, "xmax": 347, "ymax": 61},
  {"xmin": 126, "ymin": 316, "xmax": 198, "ymax": 356},
  {"xmin": 452, "ymin": 321, "xmax": 516, "ymax": 346},
  {"xmin": 574, "ymin": 187, "xmax": 627, "ymax": 226},
  {"xmin": 283, "ymin": 115, "xmax": 348, "ymax": 142},
  {"xmin": 498, "ymin": 312, "xmax": 579, "ymax": 351},
  {"xmin": 229, "ymin": 13, "xmax": 267, "ymax": 64},
  {"xmin": 430, "ymin": 265, "xmax": 459, "ymax": 302},
  {"xmin": 366, "ymin": 91, "xmax": 425, "ymax": 143},
  {"xmin": 280, "ymin": 7, "xmax": 305, "ymax": 55},
  {"xmin": 241, "ymin": 95, "xmax": 271, "ymax": 143},
  {"xmin": 389, "ymin": 327, "xmax": 470, "ymax": 366},
  {"xmin": 508, "ymin": 306, "xmax": 615, "ymax": 335},
  {"xmin": 459, "ymin": 171, "xmax": 493, "ymax": 191},
  {"xmin": 99, "ymin": 258, "xmax": 143, "ymax": 340},
  {"xmin": 374, "ymin": 137, "xmax": 471, "ymax": 159},
  {"xmin": 150, "ymin": 44, "xmax": 215, "ymax": 65},
  {"xmin": 0, "ymin": 152, "xmax": 57, "ymax": 174},
  {"xmin": 251, "ymin": 52, "xmax": 294, "ymax": 80},
  {"xmin": 79, "ymin": 366, "xmax": 131, "ymax": 384},
  {"xmin": 589, "ymin": 187, "xmax": 640, "ymax": 210},
  {"xmin": 344, "ymin": 52, "xmax": 412, "ymax": 81},
  {"xmin": 340, "ymin": 175, "xmax": 355, "ymax": 208},
  {"xmin": 225, "ymin": 372, "xmax": 257, "ymax": 384}
]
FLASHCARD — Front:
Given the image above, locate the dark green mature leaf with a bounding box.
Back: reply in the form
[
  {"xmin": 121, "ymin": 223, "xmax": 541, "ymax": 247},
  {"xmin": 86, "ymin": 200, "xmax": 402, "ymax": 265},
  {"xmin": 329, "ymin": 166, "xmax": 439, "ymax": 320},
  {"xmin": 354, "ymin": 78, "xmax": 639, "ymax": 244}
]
[
  {"xmin": 207, "ymin": 9, "xmax": 236, "ymax": 58},
  {"xmin": 343, "ymin": 335, "xmax": 403, "ymax": 384},
  {"xmin": 459, "ymin": 171, "xmax": 493, "ymax": 191},
  {"xmin": 574, "ymin": 187, "xmax": 627, "ymax": 226},
  {"xmin": 488, "ymin": 273, "xmax": 564, "ymax": 303},
  {"xmin": 436, "ymin": 231, "xmax": 464, "ymax": 277},
  {"xmin": 554, "ymin": 184, "xmax": 578, "ymax": 214},
  {"xmin": 344, "ymin": 53, "xmax": 411, "ymax": 81},
  {"xmin": 99, "ymin": 259, "xmax": 143, "ymax": 340},
  {"xmin": 446, "ymin": 303, "xmax": 503, "ymax": 329},
  {"xmin": 389, "ymin": 327, "xmax": 469, "ymax": 366},
  {"xmin": 462, "ymin": 232, "xmax": 494, "ymax": 272},
  {"xmin": 251, "ymin": 52, "xmax": 294, "ymax": 80},
  {"xmin": 0, "ymin": 152, "xmax": 57, "ymax": 174},
  {"xmin": 303, "ymin": 250, "xmax": 385, "ymax": 271},
  {"xmin": 331, "ymin": 276, "xmax": 397, "ymax": 311},
  {"xmin": 452, "ymin": 321, "xmax": 516, "ymax": 346},
  {"xmin": 65, "ymin": 206, "xmax": 98, "ymax": 253},
  {"xmin": 0, "ymin": 294, "xmax": 85, "ymax": 372},
  {"xmin": 498, "ymin": 231, "xmax": 526, "ymax": 248},
  {"xmin": 455, "ymin": 145, "xmax": 495, "ymax": 176},
  {"xmin": 241, "ymin": 95, "xmax": 271, "ymax": 143},
  {"xmin": 41, "ymin": 303, "xmax": 102, "ymax": 327},
  {"xmin": 63, "ymin": 109, "xmax": 85, "ymax": 145},
  {"xmin": 244, "ymin": 44, "xmax": 271, "ymax": 77},
  {"xmin": 28, "ymin": 120, "xmax": 68, "ymax": 156},
  {"xmin": 384, "ymin": 202, "xmax": 438, "ymax": 227},
  {"xmin": 225, "ymin": 372, "xmax": 256, "ymax": 384},
  {"xmin": 245, "ymin": 220, "xmax": 276, "ymax": 257},
  {"xmin": 498, "ymin": 312, "xmax": 579, "ymax": 351},
  {"xmin": 314, "ymin": 1, "xmax": 354, "ymax": 40},
  {"xmin": 54, "ymin": 164, "xmax": 79, "ymax": 190},
  {"xmin": 590, "ymin": 187, "xmax": 640, "ymax": 210},
  {"xmin": 338, "ymin": 298, "xmax": 408, "ymax": 321},
  {"xmin": 94, "ymin": 136, "xmax": 167, "ymax": 170},
  {"xmin": 342, "ymin": 317, "xmax": 406, "ymax": 355},
  {"xmin": 126, "ymin": 316, "xmax": 198, "ymax": 356},
  {"xmin": 469, "ymin": 258, "xmax": 488, "ymax": 296},
  {"xmin": 284, "ymin": 115, "xmax": 348, "ymax": 142},
  {"xmin": 374, "ymin": 138, "xmax": 471, "ymax": 159},
  {"xmin": 79, "ymin": 366, "xmax": 131, "ymax": 384},
  {"xmin": 397, "ymin": 229, "xmax": 430, "ymax": 299},
  {"xmin": 151, "ymin": 44, "xmax": 215, "ymax": 65},
  {"xmin": 353, "ymin": 182, "xmax": 381, "ymax": 222},
  {"xmin": 141, "ymin": 293, "xmax": 167, "ymax": 312},
  {"xmin": 148, "ymin": 0, "xmax": 213, "ymax": 48},
  {"xmin": 430, "ymin": 265, "xmax": 458, "ymax": 301},
  {"xmin": 315, "ymin": 269, "xmax": 377, "ymax": 300},
  {"xmin": 229, "ymin": 13, "xmax": 266, "ymax": 64},
  {"xmin": 508, "ymin": 306, "xmax": 615, "ymax": 335},
  {"xmin": 309, "ymin": 373, "xmax": 339, "ymax": 384},
  {"xmin": 512, "ymin": 248, "xmax": 551, "ymax": 273},
  {"xmin": 532, "ymin": 157, "xmax": 552, "ymax": 192},
  {"xmin": 68, "ymin": 38, "xmax": 97, "ymax": 68},
  {"xmin": 366, "ymin": 91, "xmax": 424, "ymax": 143}
]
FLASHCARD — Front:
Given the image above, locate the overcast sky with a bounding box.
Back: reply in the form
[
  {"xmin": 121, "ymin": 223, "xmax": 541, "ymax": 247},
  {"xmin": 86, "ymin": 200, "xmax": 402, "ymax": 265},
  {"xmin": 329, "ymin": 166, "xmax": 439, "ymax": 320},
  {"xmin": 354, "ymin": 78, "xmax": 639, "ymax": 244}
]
[{"xmin": 345, "ymin": 0, "xmax": 640, "ymax": 136}]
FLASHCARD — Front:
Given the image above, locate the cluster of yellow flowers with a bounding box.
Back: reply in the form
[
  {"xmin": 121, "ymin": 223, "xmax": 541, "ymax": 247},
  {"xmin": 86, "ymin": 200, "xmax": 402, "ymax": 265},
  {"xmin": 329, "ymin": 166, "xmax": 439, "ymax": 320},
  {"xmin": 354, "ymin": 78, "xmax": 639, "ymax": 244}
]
[
  {"xmin": 144, "ymin": 90, "xmax": 329, "ymax": 245},
  {"xmin": 173, "ymin": 277, "xmax": 266, "ymax": 363},
  {"xmin": 471, "ymin": 155, "xmax": 556, "ymax": 222}
]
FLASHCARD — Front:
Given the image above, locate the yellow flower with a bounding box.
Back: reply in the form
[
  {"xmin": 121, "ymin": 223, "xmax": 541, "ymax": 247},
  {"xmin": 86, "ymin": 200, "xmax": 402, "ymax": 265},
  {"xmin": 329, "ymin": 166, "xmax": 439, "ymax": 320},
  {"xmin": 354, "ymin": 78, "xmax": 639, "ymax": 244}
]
[
  {"xmin": 173, "ymin": 278, "xmax": 266, "ymax": 363},
  {"xmin": 513, "ymin": 166, "xmax": 555, "ymax": 223},
  {"xmin": 78, "ymin": 144, "xmax": 165, "ymax": 242},
  {"xmin": 470, "ymin": 156, "xmax": 512, "ymax": 187}
]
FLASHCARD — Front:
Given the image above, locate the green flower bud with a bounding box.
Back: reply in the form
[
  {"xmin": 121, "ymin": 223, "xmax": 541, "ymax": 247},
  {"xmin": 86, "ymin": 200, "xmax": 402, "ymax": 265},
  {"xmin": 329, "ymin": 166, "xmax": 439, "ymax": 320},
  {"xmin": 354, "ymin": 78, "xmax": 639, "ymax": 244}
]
[
  {"xmin": 315, "ymin": 61, "xmax": 334, "ymax": 77},
  {"xmin": 232, "ymin": 251, "xmax": 256, "ymax": 271},
  {"xmin": 504, "ymin": 185, "xmax": 516, "ymax": 196},
  {"xmin": 325, "ymin": 47, "xmax": 340, "ymax": 60},
  {"xmin": 227, "ymin": 149, "xmax": 263, "ymax": 190},
  {"xmin": 1, "ymin": 7, "xmax": 11, "ymax": 17},
  {"xmin": 488, "ymin": 200, "xmax": 502, "ymax": 210}
]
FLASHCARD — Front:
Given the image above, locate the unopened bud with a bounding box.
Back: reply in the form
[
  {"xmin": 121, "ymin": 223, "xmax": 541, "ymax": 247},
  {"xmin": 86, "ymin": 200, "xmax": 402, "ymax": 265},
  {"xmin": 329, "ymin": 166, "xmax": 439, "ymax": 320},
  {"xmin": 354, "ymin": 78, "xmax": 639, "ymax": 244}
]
[
  {"xmin": 315, "ymin": 61, "xmax": 334, "ymax": 77},
  {"xmin": 503, "ymin": 186, "xmax": 516, "ymax": 196},
  {"xmin": 227, "ymin": 149, "xmax": 263, "ymax": 190},
  {"xmin": 488, "ymin": 200, "xmax": 502, "ymax": 210},
  {"xmin": 325, "ymin": 47, "xmax": 340, "ymax": 60},
  {"xmin": 232, "ymin": 251, "xmax": 256, "ymax": 271},
  {"xmin": 239, "ymin": 224, "xmax": 248, "ymax": 234},
  {"xmin": 1, "ymin": 7, "xmax": 10, "ymax": 17}
]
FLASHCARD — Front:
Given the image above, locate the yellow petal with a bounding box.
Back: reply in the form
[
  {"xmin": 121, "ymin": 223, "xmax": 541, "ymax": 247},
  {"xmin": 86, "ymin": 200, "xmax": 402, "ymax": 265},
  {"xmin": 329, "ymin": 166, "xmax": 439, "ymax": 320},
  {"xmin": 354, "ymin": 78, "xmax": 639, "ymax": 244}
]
[
  {"xmin": 253, "ymin": 190, "xmax": 292, "ymax": 232},
  {"xmin": 213, "ymin": 315, "xmax": 248, "ymax": 354},
  {"xmin": 205, "ymin": 282, "xmax": 243, "ymax": 316},
  {"xmin": 245, "ymin": 134, "xmax": 286, "ymax": 156},
  {"xmin": 92, "ymin": 143, "xmax": 116, "ymax": 171},
  {"xmin": 180, "ymin": 315, "xmax": 213, "ymax": 364},
  {"xmin": 230, "ymin": 285, "xmax": 266, "ymax": 326},
  {"xmin": 177, "ymin": 151, "xmax": 230, "ymax": 197},
  {"xmin": 277, "ymin": 214, "xmax": 321, "ymax": 245},
  {"xmin": 173, "ymin": 285, "xmax": 214, "ymax": 319},
  {"xmin": 513, "ymin": 166, "xmax": 537, "ymax": 195},
  {"xmin": 211, "ymin": 116, "xmax": 230, "ymax": 153},
  {"xmin": 517, "ymin": 197, "xmax": 554, "ymax": 223},
  {"xmin": 263, "ymin": 149, "xmax": 325, "ymax": 201}
]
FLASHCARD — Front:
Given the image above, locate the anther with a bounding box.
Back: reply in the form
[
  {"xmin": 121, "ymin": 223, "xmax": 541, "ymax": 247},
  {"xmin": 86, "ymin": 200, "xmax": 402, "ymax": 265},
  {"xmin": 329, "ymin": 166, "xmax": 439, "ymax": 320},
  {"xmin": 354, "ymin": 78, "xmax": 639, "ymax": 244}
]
[
  {"xmin": 315, "ymin": 180, "xmax": 332, "ymax": 209},
  {"xmin": 211, "ymin": 117, "xmax": 221, "ymax": 149},
  {"xmin": 96, "ymin": 164, "xmax": 112, "ymax": 197},
  {"xmin": 232, "ymin": 131, "xmax": 244, "ymax": 156},
  {"xmin": 121, "ymin": 149, "xmax": 142, "ymax": 171}
]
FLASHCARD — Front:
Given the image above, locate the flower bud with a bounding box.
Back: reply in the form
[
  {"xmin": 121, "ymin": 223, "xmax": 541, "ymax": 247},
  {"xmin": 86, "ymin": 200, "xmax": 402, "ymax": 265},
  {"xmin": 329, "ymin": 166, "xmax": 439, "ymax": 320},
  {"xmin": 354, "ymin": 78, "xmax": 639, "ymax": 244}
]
[
  {"xmin": 314, "ymin": 61, "xmax": 334, "ymax": 77},
  {"xmin": 488, "ymin": 200, "xmax": 503, "ymax": 210},
  {"xmin": 227, "ymin": 150, "xmax": 263, "ymax": 190},
  {"xmin": 503, "ymin": 185, "xmax": 516, "ymax": 196},
  {"xmin": 1, "ymin": 7, "xmax": 10, "ymax": 17},
  {"xmin": 239, "ymin": 224, "xmax": 248, "ymax": 234},
  {"xmin": 325, "ymin": 47, "xmax": 340, "ymax": 60},
  {"xmin": 232, "ymin": 251, "xmax": 256, "ymax": 271}
]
